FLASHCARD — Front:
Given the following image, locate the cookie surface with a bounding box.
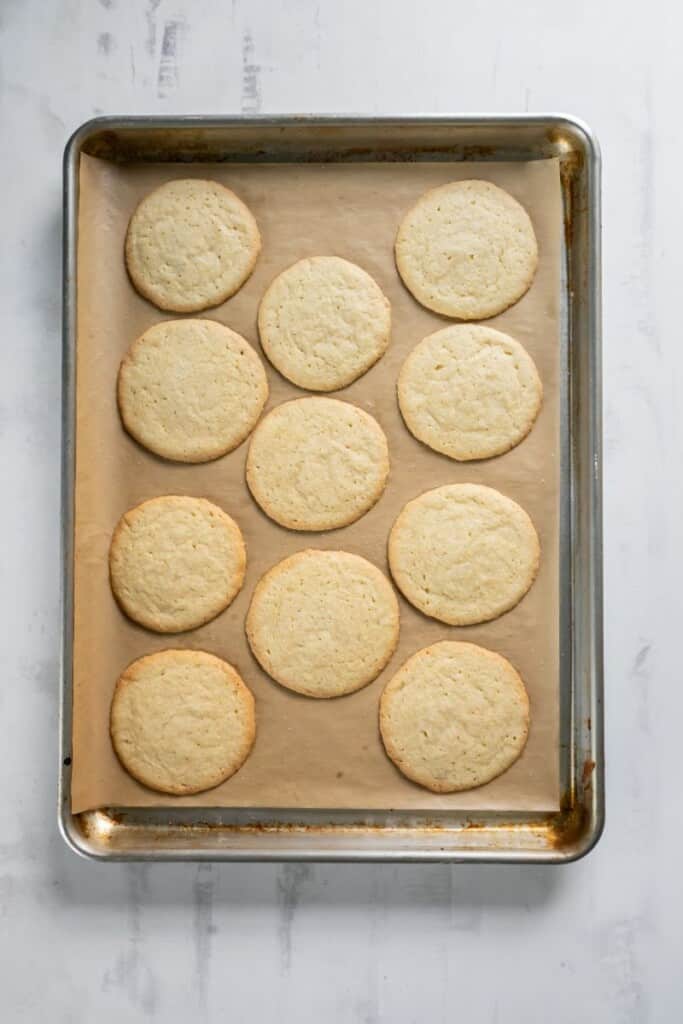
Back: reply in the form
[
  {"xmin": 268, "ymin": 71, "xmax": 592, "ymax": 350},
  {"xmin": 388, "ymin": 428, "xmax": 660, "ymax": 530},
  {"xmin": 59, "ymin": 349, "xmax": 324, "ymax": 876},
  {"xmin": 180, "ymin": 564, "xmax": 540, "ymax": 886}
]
[
  {"xmin": 395, "ymin": 179, "xmax": 538, "ymax": 319},
  {"xmin": 388, "ymin": 484, "xmax": 539, "ymax": 625},
  {"xmin": 398, "ymin": 324, "xmax": 542, "ymax": 460},
  {"xmin": 246, "ymin": 397, "xmax": 389, "ymax": 531},
  {"xmin": 258, "ymin": 256, "xmax": 391, "ymax": 391},
  {"xmin": 110, "ymin": 649, "xmax": 255, "ymax": 795},
  {"xmin": 109, "ymin": 496, "xmax": 246, "ymax": 633},
  {"xmin": 118, "ymin": 319, "xmax": 268, "ymax": 463},
  {"xmin": 380, "ymin": 641, "xmax": 529, "ymax": 792},
  {"xmin": 246, "ymin": 549, "xmax": 400, "ymax": 698},
  {"xmin": 125, "ymin": 179, "xmax": 261, "ymax": 313}
]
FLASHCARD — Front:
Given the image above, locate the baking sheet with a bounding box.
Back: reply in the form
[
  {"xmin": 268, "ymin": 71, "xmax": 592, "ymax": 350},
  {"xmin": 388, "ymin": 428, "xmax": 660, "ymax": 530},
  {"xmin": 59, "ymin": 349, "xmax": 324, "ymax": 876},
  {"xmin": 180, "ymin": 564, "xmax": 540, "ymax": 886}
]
[{"xmin": 72, "ymin": 154, "xmax": 562, "ymax": 814}]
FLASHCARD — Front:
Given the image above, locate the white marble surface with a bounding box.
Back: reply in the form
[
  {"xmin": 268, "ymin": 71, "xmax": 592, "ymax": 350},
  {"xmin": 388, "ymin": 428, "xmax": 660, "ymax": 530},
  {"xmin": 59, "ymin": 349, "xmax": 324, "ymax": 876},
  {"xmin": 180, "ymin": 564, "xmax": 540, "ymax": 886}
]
[{"xmin": 0, "ymin": 0, "xmax": 679, "ymax": 1019}]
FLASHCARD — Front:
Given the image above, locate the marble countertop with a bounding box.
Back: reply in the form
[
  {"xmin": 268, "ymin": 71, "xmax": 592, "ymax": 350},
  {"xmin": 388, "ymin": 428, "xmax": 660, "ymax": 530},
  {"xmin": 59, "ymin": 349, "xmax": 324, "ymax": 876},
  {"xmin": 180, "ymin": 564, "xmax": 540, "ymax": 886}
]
[{"xmin": 1, "ymin": 0, "xmax": 678, "ymax": 1020}]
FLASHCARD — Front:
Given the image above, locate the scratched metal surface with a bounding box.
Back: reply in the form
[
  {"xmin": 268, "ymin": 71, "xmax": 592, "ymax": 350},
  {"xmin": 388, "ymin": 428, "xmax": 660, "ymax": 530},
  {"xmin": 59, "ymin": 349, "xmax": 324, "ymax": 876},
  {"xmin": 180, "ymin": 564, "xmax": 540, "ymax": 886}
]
[{"xmin": 0, "ymin": 0, "xmax": 678, "ymax": 1021}]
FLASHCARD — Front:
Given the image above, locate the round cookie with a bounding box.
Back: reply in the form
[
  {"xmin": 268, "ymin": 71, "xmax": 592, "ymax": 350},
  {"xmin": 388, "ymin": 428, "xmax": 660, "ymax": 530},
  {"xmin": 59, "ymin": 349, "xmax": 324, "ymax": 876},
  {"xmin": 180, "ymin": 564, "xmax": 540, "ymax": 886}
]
[
  {"xmin": 380, "ymin": 641, "xmax": 529, "ymax": 792},
  {"xmin": 118, "ymin": 319, "xmax": 268, "ymax": 463},
  {"xmin": 388, "ymin": 483, "xmax": 539, "ymax": 625},
  {"xmin": 109, "ymin": 496, "xmax": 246, "ymax": 633},
  {"xmin": 246, "ymin": 549, "xmax": 400, "ymax": 698},
  {"xmin": 110, "ymin": 649, "xmax": 255, "ymax": 795},
  {"xmin": 246, "ymin": 397, "xmax": 389, "ymax": 531},
  {"xmin": 258, "ymin": 256, "xmax": 391, "ymax": 391},
  {"xmin": 125, "ymin": 179, "xmax": 261, "ymax": 313},
  {"xmin": 395, "ymin": 179, "xmax": 538, "ymax": 319},
  {"xmin": 398, "ymin": 324, "xmax": 542, "ymax": 461}
]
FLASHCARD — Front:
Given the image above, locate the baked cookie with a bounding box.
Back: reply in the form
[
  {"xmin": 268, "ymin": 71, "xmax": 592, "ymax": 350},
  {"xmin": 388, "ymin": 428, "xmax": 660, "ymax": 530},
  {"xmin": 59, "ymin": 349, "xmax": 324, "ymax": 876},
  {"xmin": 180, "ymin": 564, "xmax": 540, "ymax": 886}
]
[
  {"xmin": 110, "ymin": 649, "xmax": 255, "ymax": 795},
  {"xmin": 118, "ymin": 319, "xmax": 268, "ymax": 463},
  {"xmin": 246, "ymin": 397, "xmax": 389, "ymax": 531},
  {"xmin": 125, "ymin": 179, "xmax": 260, "ymax": 312},
  {"xmin": 380, "ymin": 641, "xmax": 529, "ymax": 792},
  {"xmin": 388, "ymin": 483, "xmax": 539, "ymax": 625},
  {"xmin": 398, "ymin": 324, "xmax": 542, "ymax": 460},
  {"xmin": 395, "ymin": 179, "xmax": 538, "ymax": 319},
  {"xmin": 246, "ymin": 549, "xmax": 399, "ymax": 697},
  {"xmin": 258, "ymin": 256, "xmax": 391, "ymax": 391},
  {"xmin": 109, "ymin": 496, "xmax": 246, "ymax": 633}
]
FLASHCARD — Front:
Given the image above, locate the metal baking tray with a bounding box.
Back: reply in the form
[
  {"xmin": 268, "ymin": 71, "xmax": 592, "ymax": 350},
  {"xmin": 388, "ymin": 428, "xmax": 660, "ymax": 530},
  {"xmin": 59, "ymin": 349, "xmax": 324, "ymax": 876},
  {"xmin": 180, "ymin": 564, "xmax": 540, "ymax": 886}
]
[{"xmin": 60, "ymin": 115, "xmax": 603, "ymax": 862}]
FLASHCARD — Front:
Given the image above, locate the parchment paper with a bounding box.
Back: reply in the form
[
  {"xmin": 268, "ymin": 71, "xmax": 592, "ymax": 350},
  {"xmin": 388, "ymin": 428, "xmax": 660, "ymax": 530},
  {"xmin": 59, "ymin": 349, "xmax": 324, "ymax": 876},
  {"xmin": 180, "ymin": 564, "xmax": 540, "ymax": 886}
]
[{"xmin": 72, "ymin": 154, "xmax": 562, "ymax": 814}]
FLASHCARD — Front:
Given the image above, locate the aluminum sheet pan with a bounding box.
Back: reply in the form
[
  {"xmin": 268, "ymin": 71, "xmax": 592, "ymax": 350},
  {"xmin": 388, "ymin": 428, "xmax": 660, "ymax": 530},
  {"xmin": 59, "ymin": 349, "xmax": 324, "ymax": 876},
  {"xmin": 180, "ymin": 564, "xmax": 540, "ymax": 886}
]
[{"xmin": 60, "ymin": 115, "xmax": 602, "ymax": 862}]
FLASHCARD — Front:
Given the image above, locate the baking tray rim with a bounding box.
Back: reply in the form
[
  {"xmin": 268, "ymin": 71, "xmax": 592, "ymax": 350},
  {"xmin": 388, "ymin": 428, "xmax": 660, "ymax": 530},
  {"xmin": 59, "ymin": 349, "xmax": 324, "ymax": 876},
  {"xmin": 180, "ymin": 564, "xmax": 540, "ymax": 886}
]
[{"xmin": 59, "ymin": 112, "xmax": 603, "ymax": 863}]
